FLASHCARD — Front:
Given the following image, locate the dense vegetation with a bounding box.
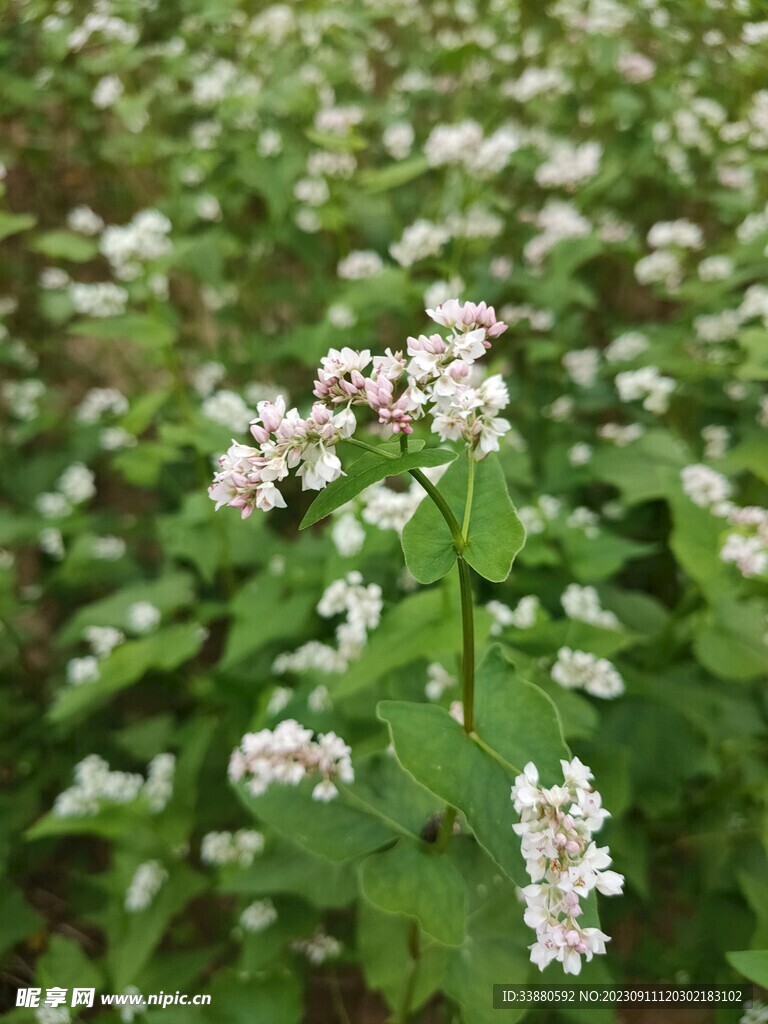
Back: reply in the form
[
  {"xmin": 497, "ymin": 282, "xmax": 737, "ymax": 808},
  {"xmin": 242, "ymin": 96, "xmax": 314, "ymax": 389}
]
[{"xmin": 2, "ymin": 0, "xmax": 768, "ymax": 1021}]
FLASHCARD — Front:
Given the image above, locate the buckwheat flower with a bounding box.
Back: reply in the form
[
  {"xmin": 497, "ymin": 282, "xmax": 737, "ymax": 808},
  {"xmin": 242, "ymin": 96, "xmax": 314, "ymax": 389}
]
[
  {"xmin": 35, "ymin": 1008, "xmax": 71, "ymax": 1024},
  {"xmin": 143, "ymin": 753, "xmax": 175, "ymax": 812},
  {"xmin": 229, "ymin": 720, "xmax": 353, "ymax": 800},
  {"xmin": 425, "ymin": 662, "xmax": 457, "ymax": 701},
  {"xmin": 647, "ymin": 219, "xmax": 703, "ymax": 250},
  {"xmin": 55, "ymin": 755, "xmax": 144, "ymax": 818},
  {"xmin": 201, "ymin": 829, "xmax": 265, "ymax": 867},
  {"xmin": 66, "ymin": 656, "xmax": 101, "ymax": 687},
  {"xmin": 36, "ymin": 492, "xmax": 72, "ymax": 519},
  {"xmin": 327, "ymin": 304, "xmax": 356, "ymax": 329},
  {"xmin": 598, "ymin": 423, "xmax": 644, "ymax": 446},
  {"xmin": 195, "ymin": 194, "xmax": 222, "ymax": 221},
  {"xmin": 552, "ymin": 648, "xmax": 624, "ymax": 699},
  {"xmin": 240, "ymin": 898, "xmax": 278, "ymax": 933},
  {"xmin": 616, "ymin": 51, "xmax": 656, "ymax": 82},
  {"xmin": 703, "ymin": 429, "xmax": 732, "ymax": 466},
  {"xmin": 741, "ymin": 1000, "xmax": 768, "ymax": 1024},
  {"xmin": 331, "ymin": 511, "xmax": 365, "ymax": 557},
  {"xmin": 337, "ymin": 250, "xmax": 384, "ymax": 280},
  {"xmin": 258, "ymin": 128, "xmax": 282, "ymax": 157},
  {"xmin": 383, "ymin": 121, "xmax": 414, "ymax": 159},
  {"xmin": 69, "ymin": 281, "xmax": 128, "ymax": 317},
  {"xmin": 67, "ymin": 205, "xmax": 104, "ymax": 235},
  {"xmin": 615, "ymin": 366, "xmax": 676, "ymax": 413},
  {"xmin": 698, "ymin": 255, "xmax": 734, "ymax": 281},
  {"xmin": 75, "ymin": 386, "xmax": 128, "ymax": 423},
  {"xmin": 292, "ymin": 929, "xmax": 342, "ymax": 965},
  {"xmin": 127, "ymin": 601, "xmax": 161, "ymax": 634},
  {"xmin": 266, "ymin": 686, "xmax": 292, "ymax": 717},
  {"xmin": 91, "ymin": 535, "xmax": 126, "ymax": 560},
  {"xmin": 424, "ymin": 120, "xmax": 484, "ymax": 167},
  {"xmin": 58, "ymin": 463, "xmax": 96, "ymax": 504},
  {"xmin": 125, "ymin": 860, "xmax": 168, "ymax": 912},
  {"xmin": 681, "ymin": 464, "xmax": 732, "ymax": 508},
  {"xmin": 389, "ymin": 219, "xmax": 450, "ymax": 267},
  {"xmin": 512, "ymin": 758, "xmax": 623, "ymax": 975},
  {"xmin": 92, "ymin": 74, "xmax": 123, "ymax": 109},
  {"xmin": 604, "ymin": 331, "xmax": 649, "ymax": 363},
  {"xmin": 720, "ymin": 535, "xmax": 768, "ymax": 578},
  {"xmin": 563, "ymin": 348, "xmax": 600, "ymax": 388},
  {"xmin": 308, "ymin": 684, "xmax": 332, "ymax": 713},
  {"xmin": 535, "ymin": 141, "xmax": 601, "ymax": 190},
  {"xmin": 568, "ymin": 443, "xmax": 593, "ymax": 467},
  {"xmin": 84, "ymin": 625, "xmax": 125, "ymax": 658},
  {"xmin": 561, "ymin": 585, "xmax": 620, "ymax": 630},
  {"xmin": 202, "ymin": 390, "xmax": 256, "ymax": 432},
  {"xmin": 634, "ymin": 250, "xmax": 681, "ymax": 289}
]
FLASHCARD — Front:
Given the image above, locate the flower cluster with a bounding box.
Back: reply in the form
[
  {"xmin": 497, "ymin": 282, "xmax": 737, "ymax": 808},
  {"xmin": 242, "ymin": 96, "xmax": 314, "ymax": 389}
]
[
  {"xmin": 125, "ymin": 860, "xmax": 168, "ymax": 913},
  {"xmin": 551, "ymin": 648, "xmax": 625, "ymax": 699},
  {"xmin": 240, "ymin": 898, "xmax": 278, "ymax": 933},
  {"xmin": 209, "ymin": 300, "xmax": 508, "ymax": 518},
  {"xmin": 512, "ymin": 758, "xmax": 624, "ymax": 975},
  {"xmin": 228, "ymin": 719, "xmax": 354, "ymax": 803},
  {"xmin": 54, "ymin": 753, "xmax": 174, "ymax": 818},
  {"xmin": 201, "ymin": 829, "xmax": 265, "ymax": 868},
  {"xmin": 561, "ymin": 585, "xmax": 620, "ymax": 630},
  {"xmin": 274, "ymin": 572, "xmax": 382, "ymax": 675}
]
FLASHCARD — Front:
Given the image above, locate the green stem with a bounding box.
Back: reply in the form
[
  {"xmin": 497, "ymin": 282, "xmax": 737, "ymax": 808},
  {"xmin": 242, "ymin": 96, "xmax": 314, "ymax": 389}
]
[
  {"xmin": 408, "ymin": 469, "xmax": 464, "ymax": 550},
  {"xmin": 397, "ymin": 920, "xmax": 421, "ymax": 1024},
  {"xmin": 434, "ymin": 806, "xmax": 458, "ymax": 852},
  {"xmin": 457, "ymin": 557, "xmax": 475, "ymax": 734},
  {"xmin": 461, "ymin": 451, "xmax": 475, "ymax": 542}
]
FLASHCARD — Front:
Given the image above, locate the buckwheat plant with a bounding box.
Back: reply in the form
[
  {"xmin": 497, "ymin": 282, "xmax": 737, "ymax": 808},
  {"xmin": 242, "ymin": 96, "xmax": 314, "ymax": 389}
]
[{"xmin": 210, "ymin": 298, "xmax": 623, "ymax": 991}]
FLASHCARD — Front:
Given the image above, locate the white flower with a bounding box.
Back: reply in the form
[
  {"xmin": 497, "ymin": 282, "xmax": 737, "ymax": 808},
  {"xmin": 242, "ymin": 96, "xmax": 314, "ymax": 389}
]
[
  {"xmin": 615, "ymin": 366, "xmax": 676, "ymax": 413},
  {"xmin": 512, "ymin": 758, "xmax": 623, "ymax": 975},
  {"xmin": 292, "ymin": 929, "xmax": 342, "ymax": 964},
  {"xmin": 552, "ymin": 648, "xmax": 624, "ymax": 699},
  {"xmin": 561, "ymin": 585, "xmax": 620, "ymax": 630},
  {"xmin": 240, "ymin": 898, "xmax": 277, "ymax": 933},
  {"xmin": 681, "ymin": 464, "xmax": 732, "ymax": 508},
  {"xmin": 331, "ymin": 511, "xmax": 365, "ymax": 557},
  {"xmin": 337, "ymin": 250, "xmax": 384, "ymax": 280},
  {"xmin": 144, "ymin": 753, "xmax": 175, "ymax": 812},
  {"xmin": 389, "ymin": 219, "xmax": 450, "ymax": 267},
  {"xmin": 66, "ymin": 656, "xmax": 101, "ymax": 687},
  {"xmin": 84, "ymin": 625, "xmax": 125, "ymax": 658},
  {"xmin": 92, "ymin": 75, "xmax": 123, "ymax": 109},
  {"xmin": 58, "ymin": 463, "xmax": 96, "ymax": 504},
  {"xmin": 125, "ymin": 860, "xmax": 167, "ymax": 912},
  {"xmin": 127, "ymin": 601, "xmax": 161, "ymax": 634},
  {"xmin": 229, "ymin": 720, "xmax": 354, "ymax": 799},
  {"xmin": 425, "ymin": 662, "xmax": 457, "ymax": 701}
]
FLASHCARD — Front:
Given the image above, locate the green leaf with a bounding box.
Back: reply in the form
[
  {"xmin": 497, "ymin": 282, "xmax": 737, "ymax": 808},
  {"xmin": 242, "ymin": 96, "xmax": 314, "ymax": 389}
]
[
  {"xmin": 58, "ymin": 572, "xmax": 195, "ymax": 644},
  {"xmin": 37, "ymin": 934, "xmax": 102, "ymax": 991},
  {"xmin": 202, "ymin": 969, "xmax": 302, "ymax": 1024},
  {"xmin": 221, "ymin": 575, "xmax": 315, "ymax": 669},
  {"xmin": 68, "ymin": 313, "xmax": 176, "ymax": 348},
  {"xmin": 590, "ymin": 430, "xmax": 689, "ymax": 504},
  {"xmin": 0, "ymin": 883, "xmax": 44, "ymax": 959},
  {"xmin": 360, "ymin": 838, "xmax": 468, "ymax": 946},
  {"xmin": 0, "ymin": 211, "xmax": 36, "ymax": 241},
  {"xmin": 220, "ymin": 836, "xmax": 357, "ymax": 908},
  {"xmin": 693, "ymin": 599, "xmax": 768, "ymax": 681},
  {"xmin": 444, "ymin": 839, "xmax": 533, "ymax": 1024},
  {"xmin": 378, "ymin": 701, "xmax": 525, "ymax": 883},
  {"xmin": 474, "ymin": 646, "xmax": 569, "ymax": 786},
  {"xmin": 31, "ymin": 230, "xmax": 98, "ymax": 261},
  {"xmin": 235, "ymin": 780, "xmax": 394, "ymax": 861},
  {"xmin": 726, "ymin": 949, "xmax": 768, "ymax": 986},
  {"xmin": 333, "ymin": 583, "xmax": 490, "ymax": 698},
  {"xmin": 300, "ymin": 442, "xmax": 457, "ymax": 528},
  {"xmin": 357, "ymin": 901, "xmax": 446, "ymax": 1014},
  {"xmin": 48, "ymin": 624, "xmax": 203, "ymax": 724},
  {"xmin": 107, "ymin": 865, "xmax": 208, "ymax": 991},
  {"xmin": 358, "ymin": 155, "xmax": 430, "ymax": 192},
  {"xmin": 402, "ymin": 454, "xmax": 525, "ymax": 584}
]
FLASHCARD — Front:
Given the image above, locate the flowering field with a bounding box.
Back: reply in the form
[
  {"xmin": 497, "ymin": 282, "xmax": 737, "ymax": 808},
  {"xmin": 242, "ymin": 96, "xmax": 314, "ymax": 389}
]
[{"xmin": 2, "ymin": 0, "xmax": 768, "ymax": 1021}]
